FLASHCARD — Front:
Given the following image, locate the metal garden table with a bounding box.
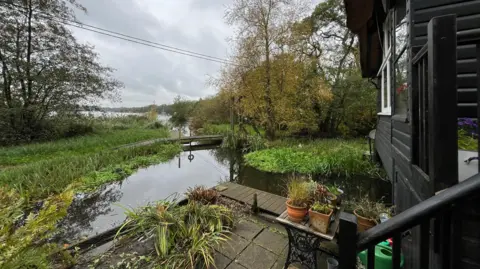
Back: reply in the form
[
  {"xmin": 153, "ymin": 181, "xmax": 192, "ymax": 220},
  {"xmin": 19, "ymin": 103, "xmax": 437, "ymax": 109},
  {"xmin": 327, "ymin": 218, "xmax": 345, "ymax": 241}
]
[{"xmin": 276, "ymin": 208, "xmax": 342, "ymax": 269}]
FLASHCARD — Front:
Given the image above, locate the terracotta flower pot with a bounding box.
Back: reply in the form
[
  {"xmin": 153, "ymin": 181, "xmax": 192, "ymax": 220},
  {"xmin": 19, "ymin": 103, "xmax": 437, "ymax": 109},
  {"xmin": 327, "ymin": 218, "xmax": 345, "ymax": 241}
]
[
  {"xmin": 309, "ymin": 208, "xmax": 333, "ymax": 234},
  {"xmin": 354, "ymin": 209, "xmax": 376, "ymax": 232},
  {"xmin": 286, "ymin": 200, "xmax": 308, "ymax": 223}
]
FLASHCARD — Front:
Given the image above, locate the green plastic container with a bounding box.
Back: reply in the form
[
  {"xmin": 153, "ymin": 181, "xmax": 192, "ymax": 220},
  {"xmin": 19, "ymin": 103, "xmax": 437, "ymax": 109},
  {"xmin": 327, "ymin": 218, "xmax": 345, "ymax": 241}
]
[{"xmin": 358, "ymin": 241, "xmax": 404, "ymax": 269}]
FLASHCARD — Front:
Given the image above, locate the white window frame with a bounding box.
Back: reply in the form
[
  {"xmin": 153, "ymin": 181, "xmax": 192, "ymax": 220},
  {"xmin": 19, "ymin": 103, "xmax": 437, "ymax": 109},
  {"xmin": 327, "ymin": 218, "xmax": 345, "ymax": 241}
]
[{"xmin": 377, "ymin": 12, "xmax": 393, "ymax": 116}]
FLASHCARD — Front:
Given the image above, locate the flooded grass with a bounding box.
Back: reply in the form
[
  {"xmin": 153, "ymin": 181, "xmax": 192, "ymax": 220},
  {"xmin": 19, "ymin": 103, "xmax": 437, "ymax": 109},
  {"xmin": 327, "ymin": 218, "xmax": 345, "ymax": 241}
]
[
  {"xmin": 0, "ymin": 128, "xmax": 170, "ymax": 167},
  {"xmin": 244, "ymin": 139, "xmax": 384, "ymax": 178}
]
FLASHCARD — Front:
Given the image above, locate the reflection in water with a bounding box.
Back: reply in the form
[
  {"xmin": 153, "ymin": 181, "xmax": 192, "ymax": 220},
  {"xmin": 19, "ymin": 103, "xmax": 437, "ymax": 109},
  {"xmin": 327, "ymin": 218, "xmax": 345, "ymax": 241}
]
[
  {"xmin": 59, "ymin": 146, "xmax": 391, "ymax": 244},
  {"xmin": 55, "ymin": 184, "xmax": 123, "ymax": 243},
  {"xmin": 209, "ymin": 147, "xmax": 391, "ymax": 202},
  {"xmin": 59, "ymin": 149, "xmax": 228, "ymax": 243}
]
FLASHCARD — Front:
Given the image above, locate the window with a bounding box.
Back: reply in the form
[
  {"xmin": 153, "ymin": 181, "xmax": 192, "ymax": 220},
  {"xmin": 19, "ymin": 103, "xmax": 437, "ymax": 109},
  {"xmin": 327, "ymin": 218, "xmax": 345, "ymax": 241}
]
[
  {"xmin": 377, "ymin": 9, "xmax": 408, "ymax": 118},
  {"xmin": 394, "ymin": 12, "xmax": 408, "ymax": 118},
  {"xmin": 378, "ymin": 12, "xmax": 393, "ymax": 115}
]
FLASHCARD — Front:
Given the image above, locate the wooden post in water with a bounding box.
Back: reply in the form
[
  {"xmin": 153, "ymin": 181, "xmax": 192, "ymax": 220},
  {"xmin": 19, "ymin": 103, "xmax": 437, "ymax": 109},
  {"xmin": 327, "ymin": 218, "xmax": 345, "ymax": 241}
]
[{"xmin": 251, "ymin": 193, "xmax": 259, "ymax": 214}]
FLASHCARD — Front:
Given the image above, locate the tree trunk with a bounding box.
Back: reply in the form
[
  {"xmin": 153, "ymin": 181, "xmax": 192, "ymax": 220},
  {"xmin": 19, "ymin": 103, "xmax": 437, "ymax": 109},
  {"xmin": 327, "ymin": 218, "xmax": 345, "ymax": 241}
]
[{"xmin": 263, "ymin": 13, "xmax": 275, "ymax": 140}]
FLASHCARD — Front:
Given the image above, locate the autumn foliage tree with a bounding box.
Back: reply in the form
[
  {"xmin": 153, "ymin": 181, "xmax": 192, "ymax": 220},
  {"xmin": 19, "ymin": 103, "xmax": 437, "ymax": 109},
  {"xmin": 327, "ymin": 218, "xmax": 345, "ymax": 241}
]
[
  {"xmin": 194, "ymin": 0, "xmax": 376, "ymax": 139},
  {"xmin": 0, "ymin": 0, "xmax": 122, "ymax": 143}
]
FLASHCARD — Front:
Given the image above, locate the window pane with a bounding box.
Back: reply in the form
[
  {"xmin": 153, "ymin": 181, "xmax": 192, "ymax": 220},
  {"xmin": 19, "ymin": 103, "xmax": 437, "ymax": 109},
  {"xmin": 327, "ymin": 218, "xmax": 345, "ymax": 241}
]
[
  {"xmin": 394, "ymin": 11, "xmax": 408, "ymax": 116},
  {"xmin": 395, "ymin": 50, "xmax": 408, "ymax": 116},
  {"xmin": 396, "ymin": 17, "xmax": 407, "ymax": 58}
]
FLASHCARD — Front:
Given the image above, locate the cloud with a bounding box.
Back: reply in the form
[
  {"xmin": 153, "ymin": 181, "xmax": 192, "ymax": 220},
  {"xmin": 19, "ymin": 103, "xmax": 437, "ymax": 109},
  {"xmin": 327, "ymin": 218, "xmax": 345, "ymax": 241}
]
[{"xmin": 70, "ymin": 0, "xmax": 234, "ymax": 107}]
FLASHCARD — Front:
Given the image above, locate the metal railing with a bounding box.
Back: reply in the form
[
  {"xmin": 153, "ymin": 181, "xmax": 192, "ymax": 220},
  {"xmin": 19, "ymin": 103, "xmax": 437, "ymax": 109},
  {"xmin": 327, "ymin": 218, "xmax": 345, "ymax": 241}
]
[{"xmin": 339, "ymin": 173, "xmax": 480, "ymax": 269}]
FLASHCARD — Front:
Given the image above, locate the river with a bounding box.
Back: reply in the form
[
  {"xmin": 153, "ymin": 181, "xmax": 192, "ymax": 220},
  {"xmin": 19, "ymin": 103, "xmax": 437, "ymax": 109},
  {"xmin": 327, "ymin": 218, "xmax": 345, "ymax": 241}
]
[{"xmin": 56, "ymin": 146, "xmax": 391, "ymax": 245}]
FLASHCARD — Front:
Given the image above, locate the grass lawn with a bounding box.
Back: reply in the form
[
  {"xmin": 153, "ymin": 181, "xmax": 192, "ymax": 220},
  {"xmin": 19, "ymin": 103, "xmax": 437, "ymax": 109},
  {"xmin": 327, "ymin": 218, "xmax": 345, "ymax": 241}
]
[
  {"xmin": 0, "ymin": 128, "xmax": 170, "ymax": 167},
  {"xmin": 244, "ymin": 139, "xmax": 384, "ymax": 178}
]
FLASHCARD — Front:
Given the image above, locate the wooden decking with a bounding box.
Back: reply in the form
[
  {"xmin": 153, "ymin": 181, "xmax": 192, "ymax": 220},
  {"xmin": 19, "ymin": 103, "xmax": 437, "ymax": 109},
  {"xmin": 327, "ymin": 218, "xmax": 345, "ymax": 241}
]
[
  {"xmin": 114, "ymin": 135, "xmax": 223, "ymax": 149},
  {"xmin": 217, "ymin": 182, "xmax": 287, "ymax": 215}
]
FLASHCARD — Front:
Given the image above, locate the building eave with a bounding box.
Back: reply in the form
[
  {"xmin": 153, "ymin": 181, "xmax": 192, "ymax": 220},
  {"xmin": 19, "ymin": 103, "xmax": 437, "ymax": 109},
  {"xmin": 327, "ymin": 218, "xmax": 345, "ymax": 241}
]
[{"xmin": 343, "ymin": 0, "xmax": 386, "ymax": 78}]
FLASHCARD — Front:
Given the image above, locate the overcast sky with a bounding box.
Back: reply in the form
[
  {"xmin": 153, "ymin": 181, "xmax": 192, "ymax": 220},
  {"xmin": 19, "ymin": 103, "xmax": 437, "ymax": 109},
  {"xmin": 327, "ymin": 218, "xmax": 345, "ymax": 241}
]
[{"xmin": 71, "ymin": 0, "xmax": 320, "ymax": 107}]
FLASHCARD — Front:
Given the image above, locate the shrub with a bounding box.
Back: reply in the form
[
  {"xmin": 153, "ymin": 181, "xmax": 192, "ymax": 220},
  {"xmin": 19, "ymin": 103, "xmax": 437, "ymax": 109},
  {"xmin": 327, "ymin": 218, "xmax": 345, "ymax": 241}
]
[
  {"xmin": 62, "ymin": 122, "xmax": 95, "ymax": 138},
  {"xmin": 0, "ymin": 189, "xmax": 74, "ymax": 269},
  {"xmin": 118, "ymin": 200, "xmax": 233, "ymax": 268},
  {"xmin": 145, "ymin": 121, "xmax": 164, "ymax": 129}
]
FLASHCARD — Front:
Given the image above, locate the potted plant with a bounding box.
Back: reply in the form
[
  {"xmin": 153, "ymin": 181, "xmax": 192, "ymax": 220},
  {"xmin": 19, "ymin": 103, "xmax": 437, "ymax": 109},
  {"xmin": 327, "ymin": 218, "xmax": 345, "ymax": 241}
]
[
  {"xmin": 354, "ymin": 197, "xmax": 391, "ymax": 232},
  {"xmin": 286, "ymin": 178, "xmax": 312, "ymax": 222},
  {"xmin": 326, "ymin": 184, "xmax": 344, "ymax": 206},
  {"xmin": 309, "ymin": 201, "xmax": 333, "ymax": 233}
]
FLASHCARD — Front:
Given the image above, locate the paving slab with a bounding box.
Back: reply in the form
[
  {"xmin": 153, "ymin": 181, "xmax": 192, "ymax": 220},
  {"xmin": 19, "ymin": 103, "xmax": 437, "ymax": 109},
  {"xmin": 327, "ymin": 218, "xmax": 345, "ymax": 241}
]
[
  {"xmin": 211, "ymin": 252, "xmax": 232, "ymax": 269},
  {"xmin": 236, "ymin": 244, "xmax": 278, "ymax": 269},
  {"xmin": 216, "ymin": 233, "xmax": 250, "ymax": 260},
  {"xmin": 226, "ymin": 262, "xmax": 247, "ymax": 269},
  {"xmin": 270, "ymin": 244, "xmax": 288, "ymax": 269},
  {"xmin": 234, "ymin": 220, "xmax": 264, "ymax": 241},
  {"xmin": 253, "ymin": 229, "xmax": 288, "ymax": 255}
]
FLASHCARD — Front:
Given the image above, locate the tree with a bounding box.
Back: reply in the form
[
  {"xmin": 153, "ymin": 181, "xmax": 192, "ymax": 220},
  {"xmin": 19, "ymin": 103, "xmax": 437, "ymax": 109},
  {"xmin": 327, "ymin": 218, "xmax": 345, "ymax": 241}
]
[
  {"xmin": 225, "ymin": 0, "xmax": 311, "ymax": 139},
  {"xmin": 0, "ymin": 0, "xmax": 122, "ymax": 142},
  {"xmin": 295, "ymin": 0, "xmax": 376, "ymax": 136},
  {"xmin": 169, "ymin": 95, "xmax": 195, "ymax": 130}
]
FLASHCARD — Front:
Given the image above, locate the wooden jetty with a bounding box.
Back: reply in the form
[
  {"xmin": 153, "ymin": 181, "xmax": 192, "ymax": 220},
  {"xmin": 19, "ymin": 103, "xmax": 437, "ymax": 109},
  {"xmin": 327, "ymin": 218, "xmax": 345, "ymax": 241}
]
[
  {"xmin": 114, "ymin": 135, "xmax": 223, "ymax": 149},
  {"xmin": 217, "ymin": 182, "xmax": 287, "ymax": 216}
]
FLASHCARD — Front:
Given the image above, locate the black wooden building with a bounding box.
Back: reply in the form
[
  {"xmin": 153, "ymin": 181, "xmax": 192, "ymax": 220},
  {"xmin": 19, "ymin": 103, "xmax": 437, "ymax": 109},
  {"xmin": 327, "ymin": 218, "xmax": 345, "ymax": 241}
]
[{"xmin": 338, "ymin": 1, "xmax": 480, "ymax": 269}]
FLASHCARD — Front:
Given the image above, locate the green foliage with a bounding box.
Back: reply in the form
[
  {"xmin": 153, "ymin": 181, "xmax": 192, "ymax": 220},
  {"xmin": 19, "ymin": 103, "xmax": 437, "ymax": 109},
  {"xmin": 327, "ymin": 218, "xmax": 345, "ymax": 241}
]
[
  {"xmin": 0, "ymin": 123, "xmax": 170, "ymax": 167},
  {"xmin": 169, "ymin": 95, "xmax": 195, "ymax": 128},
  {"xmin": 244, "ymin": 139, "xmax": 383, "ymax": 178},
  {"xmin": 325, "ymin": 184, "xmax": 342, "ymax": 196},
  {"xmin": 243, "ymin": 134, "xmax": 268, "ymax": 152},
  {"xmin": 286, "ymin": 177, "xmax": 313, "ymax": 207},
  {"xmin": 458, "ymin": 129, "xmax": 477, "ymax": 151},
  {"xmin": 310, "ymin": 201, "xmax": 332, "ymax": 214},
  {"xmin": 0, "ymin": 190, "xmax": 74, "ymax": 269},
  {"xmin": 185, "ymin": 186, "xmax": 218, "ymax": 205},
  {"xmin": 0, "ymin": 0, "xmax": 123, "ymax": 144},
  {"xmin": 351, "ymin": 196, "xmax": 392, "ymax": 223},
  {"xmin": 0, "ymin": 142, "xmax": 182, "ymax": 201},
  {"xmin": 78, "ymin": 143, "xmax": 182, "ymax": 191},
  {"xmin": 220, "ymin": 130, "xmax": 268, "ymax": 153},
  {"xmin": 118, "ymin": 200, "xmax": 233, "ymax": 268},
  {"xmin": 145, "ymin": 121, "xmax": 165, "ymax": 130},
  {"xmin": 190, "ymin": 95, "xmax": 230, "ymax": 131},
  {"xmin": 197, "ymin": 124, "xmax": 263, "ymax": 137}
]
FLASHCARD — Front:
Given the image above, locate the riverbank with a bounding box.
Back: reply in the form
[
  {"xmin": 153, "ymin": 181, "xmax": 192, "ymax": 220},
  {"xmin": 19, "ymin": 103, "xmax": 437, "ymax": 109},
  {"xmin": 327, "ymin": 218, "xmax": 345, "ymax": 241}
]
[
  {"xmin": 0, "ymin": 115, "xmax": 184, "ymax": 268},
  {"xmin": 0, "ymin": 119, "xmax": 171, "ymax": 167}
]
